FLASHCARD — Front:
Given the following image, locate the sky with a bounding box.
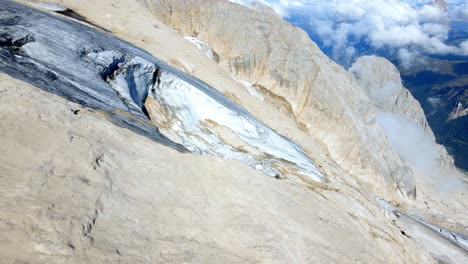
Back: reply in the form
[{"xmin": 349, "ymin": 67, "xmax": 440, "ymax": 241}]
[{"xmin": 230, "ymin": 0, "xmax": 468, "ymax": 67}]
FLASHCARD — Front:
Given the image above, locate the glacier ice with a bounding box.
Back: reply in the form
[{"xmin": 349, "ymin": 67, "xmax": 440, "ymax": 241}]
[{"xmin": 148, "ymin": 70, "xmax": 324, "ymax": 182}]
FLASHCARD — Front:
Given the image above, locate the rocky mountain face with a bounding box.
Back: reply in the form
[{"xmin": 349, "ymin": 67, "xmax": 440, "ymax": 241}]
[
  {"xmin": 350, "ymin": 56, "xmax": 431, "ymax": 132},
  {"xmin": 0, "ymin": 0, "xmax": 467, "ymax": 263},
  {"xmin": 349, "ymin": 56, "xmax": 461, "ymax": 182}
]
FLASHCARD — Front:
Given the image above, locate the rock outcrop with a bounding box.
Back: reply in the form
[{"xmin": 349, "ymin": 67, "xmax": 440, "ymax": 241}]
[
  {"xmin": 449, "ymin": 102, "xmax": 468, "ymax": 120},
  {"xmin": 349, "ymin": 56, "xmax": 431, "ymax": 133},
  {"xmin": 350, "ymin": 56, "xmax": 464, "ymax": 196}
]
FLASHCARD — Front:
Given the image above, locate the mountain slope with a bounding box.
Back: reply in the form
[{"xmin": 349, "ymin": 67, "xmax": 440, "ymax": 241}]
[
  {"xmin": 0, "ymin": 0, "xmax": 466, "ymax": 263},
  {"xmin": 4, "ymin": 72, "xmax": 437, "ymax": 263}
]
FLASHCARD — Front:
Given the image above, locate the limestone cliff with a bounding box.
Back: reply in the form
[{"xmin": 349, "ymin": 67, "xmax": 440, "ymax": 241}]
[
  {"xmin": 350, "ymin": 55, "xmax": 464, "ymax": 194},
  {"xmin": 350, "ymin": 56, "xmax": 431, "ymax": 133}
]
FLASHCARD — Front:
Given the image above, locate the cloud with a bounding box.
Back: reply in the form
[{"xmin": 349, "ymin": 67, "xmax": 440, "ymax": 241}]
[
  {"xmin": 376, "ymin": 112, "xmax": 465, "ymax": 195},
  {"xmin": 449, "ymin": 1, "xmax": 468, "ymax": 20},
  {"xmin": 229, "ymin": 0, "xmax": 304, "ymax": 17},
  {"xmin": 230, "ymin": 0, "xmax": 468, "ymax": 66},
  {"xmin": 398, "ymin": 48, "xmax": 418, "ymax": 68}
]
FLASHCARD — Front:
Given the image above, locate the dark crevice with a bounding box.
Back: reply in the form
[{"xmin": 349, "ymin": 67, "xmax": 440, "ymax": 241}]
[
  {"xmin": 100, "ymin": 55, "xmax": 126, "ymax": 81},
  {"xmin": 56, "ymin": 9, "xmax": 87, "ymax": 22},
  {"xmin": 43, "ymin": 70, "xmax": 58, "ymax": 82},
  {"xmin": 125, "ymin": 64, "xmax": 146, "ymax": 107},
  {"xmin": 13, "ymin": 35, "xmax": 35, "ymax": 47},
  {"xmin": 151, "ymin": 67, "xmax": 161, "ymax": 95},
  {"xmin": 400, "ymin": 230, "xmax": 410, "ymax": 237},
  {"xmin": 0, "ymin": 33, "xmax": 35, "ymax": 55},
  {"xmin": 138, "ymin": 66, "xmax": 160, "ymax": 120},
  {"xmin": 142, "ymin": 104, "xmax": 150, "ymax": 120},
  {"xmin": 154, "ymin": 67, "xmax": 161, "ymax": 85},
  {"xmin": 99, "ymin": 55, "xmax": 158, "ymax": 120},
  {"xmin": 141, "ymin": 66, "xmax": 162, "ymax": 120}
]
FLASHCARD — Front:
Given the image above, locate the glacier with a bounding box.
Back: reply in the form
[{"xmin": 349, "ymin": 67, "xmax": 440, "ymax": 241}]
[{"xmin": 0, "ymin": 0, "xmax": 323, "ymax": 182}]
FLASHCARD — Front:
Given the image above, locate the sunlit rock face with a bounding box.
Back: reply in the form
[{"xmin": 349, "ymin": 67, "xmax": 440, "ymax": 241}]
[
  {"xmin": 349, "ymin": 56, "xmax": 431, "ymax": 134},
  {"xmin": 350, "ymin": 56, "xmax": 464, "ymax": 198}
]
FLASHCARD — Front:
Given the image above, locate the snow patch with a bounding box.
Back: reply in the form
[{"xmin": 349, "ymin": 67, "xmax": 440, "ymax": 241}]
[
  {"xmin": 184, "ymin": 36, "xmax": 218, "ymax": 62},
  {"xmin": 232, "ymin": 76, "xmax": 264, "ymax": 101}
]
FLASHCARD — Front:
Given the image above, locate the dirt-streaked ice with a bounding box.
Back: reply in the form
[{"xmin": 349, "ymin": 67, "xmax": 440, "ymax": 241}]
[
  {"xmin": 149, "ymin": 70, "xmax": 324, "ymax": 182},
  {"xmin": 375, "ymin": 195, "xmax": 468, "ymax": 263}
]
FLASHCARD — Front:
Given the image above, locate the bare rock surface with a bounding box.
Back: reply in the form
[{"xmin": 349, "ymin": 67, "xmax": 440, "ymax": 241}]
[{"xmin": 349, "ymin": 56, "xmax": 432, "ymax": 133}]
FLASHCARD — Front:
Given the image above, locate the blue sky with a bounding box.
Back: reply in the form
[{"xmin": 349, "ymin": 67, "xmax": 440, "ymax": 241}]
[{"xmin": 230, "ymin": 0, "xmax": 468, "ymax": 66}]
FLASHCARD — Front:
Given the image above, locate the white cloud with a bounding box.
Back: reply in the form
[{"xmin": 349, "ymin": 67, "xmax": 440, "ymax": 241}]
[
  {"xmin": 398, "ymin": 48, "xmax": 417, "ymax": 68},
  {"xmin": 460, "ymin": 39, "xmax": 468, "ymax": 54},
  {"xmin": 376, "ymin": 112, "xmax": 465, "ymax": 194},
  {"xmin": 422, "ymin": 23, "xmax": 448, "ymax": 35},
  {"xmin": 230, "ymin": 0, "xmax": 468, "ymax": 65},
  {"xmin": 450, "ymin": 1, "xmax": 468, "ymax": 20}
]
